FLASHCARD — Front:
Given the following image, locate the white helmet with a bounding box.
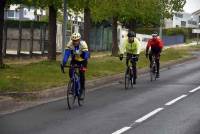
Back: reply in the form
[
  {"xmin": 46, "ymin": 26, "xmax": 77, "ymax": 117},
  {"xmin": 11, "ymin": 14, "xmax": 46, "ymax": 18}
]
[{"xmin": 71, "ymin": 32, "xmax": 81, "ymax": 41}]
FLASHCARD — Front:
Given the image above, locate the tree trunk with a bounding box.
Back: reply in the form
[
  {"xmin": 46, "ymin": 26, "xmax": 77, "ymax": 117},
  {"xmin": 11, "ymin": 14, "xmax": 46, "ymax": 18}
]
[
  {"xmin": 48, "ymin": 6, "xmax": 57, "ymax": 60},
  {"xmin": 83, "ymin": 7, "xmax": 91, "ymax": 50},
  {"xmin": 129, "ymin": 20, "xmax": 137, "ymax": 31},
  {"xmin": 0, "ymin": 1, "xmax": 5, "ymax": 67},
  {"xmin": 111, "ymin": 16, "xmax": 118, "ymax": 56}
]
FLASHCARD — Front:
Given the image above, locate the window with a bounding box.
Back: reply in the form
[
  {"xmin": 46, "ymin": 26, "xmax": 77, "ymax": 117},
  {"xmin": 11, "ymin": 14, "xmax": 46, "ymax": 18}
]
[
  {"xmin": 175, "ymin": 13, "xmax": 183, "ymax": 18},
  {"xmin": 181, "ymin": 21, "xmax": 186, "ymax": 27},
  {"xmin": 7, "ymin": 10, "xmax": 15, "ymax": 18},
  {"xmin": 24, "ymin": 9, "xmax": 27, "ymax": 16},
  {"xmin": 188, "ymin": 20, "xmax": 197, "ymax": 25}
]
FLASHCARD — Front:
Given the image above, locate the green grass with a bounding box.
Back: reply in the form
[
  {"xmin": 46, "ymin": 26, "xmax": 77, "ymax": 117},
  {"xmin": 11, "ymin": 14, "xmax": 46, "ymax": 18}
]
[{"xmin": 0, "ymin": 46, "xmax": 195, "ymax": 93}]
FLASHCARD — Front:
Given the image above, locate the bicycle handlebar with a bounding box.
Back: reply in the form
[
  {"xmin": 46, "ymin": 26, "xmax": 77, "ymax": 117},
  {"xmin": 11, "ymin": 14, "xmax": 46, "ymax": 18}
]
[
  {"xmin": 61, "ymin": 64, "xmax": 82, "ymax": 74},
  {"xmin": 64, "ymin": 65, "xmax": 82, "ymax": 68}
]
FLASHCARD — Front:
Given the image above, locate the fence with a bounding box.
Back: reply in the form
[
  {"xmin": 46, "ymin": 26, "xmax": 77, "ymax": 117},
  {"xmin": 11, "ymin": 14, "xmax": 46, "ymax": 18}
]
[
  {"xmin": 2, "ymin": 22, "xmax": 185, "ymax": 57},
  {"xmin": 89, "ymin": 26, "xmax": 112, "ymax": 51},
  {"xmin": 3, "ymin": 22, "xmax": 48, "ymax": 57},
  {"xmin": 162, "ymin": 35, "xmax": 184, "ymax": 46},
  {"xmin": 3, "ymin": 23, "xmax": 112, "ymax": 57}
]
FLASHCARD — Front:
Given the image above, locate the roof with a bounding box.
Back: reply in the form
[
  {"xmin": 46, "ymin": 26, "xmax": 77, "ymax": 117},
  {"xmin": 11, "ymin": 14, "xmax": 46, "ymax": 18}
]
[{"xmin": 192, "ymin": 9, "xmax": 200, "ymax": 15}]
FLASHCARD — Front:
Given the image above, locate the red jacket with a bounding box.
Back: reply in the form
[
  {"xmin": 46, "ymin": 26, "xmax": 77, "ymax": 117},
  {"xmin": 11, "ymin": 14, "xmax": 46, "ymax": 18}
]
[{"xmin": 146, "ymin": 38, "xmax": 164, "ymax": 53}]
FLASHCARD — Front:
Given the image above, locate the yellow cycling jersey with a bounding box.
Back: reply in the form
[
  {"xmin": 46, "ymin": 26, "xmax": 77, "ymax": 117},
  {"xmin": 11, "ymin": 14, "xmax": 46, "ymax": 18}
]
[
  {"xmin": 65, "ymin": 40, "xmax": 88, "ymax": 61},
  {"xmin": 119, "ymin": 38, "xmax": 141, "ymax": 55}
]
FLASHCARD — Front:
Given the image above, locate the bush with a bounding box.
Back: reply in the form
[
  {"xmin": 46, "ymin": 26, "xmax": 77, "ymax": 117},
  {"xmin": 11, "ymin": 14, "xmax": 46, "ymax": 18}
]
[{"xmin": 135, "ymin": 27, "xmax": 158, "ymax": 35}]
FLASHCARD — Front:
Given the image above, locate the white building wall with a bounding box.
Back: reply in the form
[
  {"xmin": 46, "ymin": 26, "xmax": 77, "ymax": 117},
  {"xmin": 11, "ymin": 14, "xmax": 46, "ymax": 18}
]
[
  {"xmin": 23, "ymin": 8, "xmax": 35, "ymax": 20},
  {"xmin": 165, "ymin": 12, "xmax": 199, "ymax": 28},
  {"xmin": 5, "ymin": 5, "xmax": 46, "ymax": 20},
  {"xmin": 117, "ymin": 24, "xmax": 151, "ymax": 51}
]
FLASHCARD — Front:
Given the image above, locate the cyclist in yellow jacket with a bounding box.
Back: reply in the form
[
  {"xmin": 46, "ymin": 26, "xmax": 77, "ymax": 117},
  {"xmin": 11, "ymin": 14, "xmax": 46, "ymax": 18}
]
[{"xmin": 119, "ymin": 31, "xmax": 141, "ymax": 82}]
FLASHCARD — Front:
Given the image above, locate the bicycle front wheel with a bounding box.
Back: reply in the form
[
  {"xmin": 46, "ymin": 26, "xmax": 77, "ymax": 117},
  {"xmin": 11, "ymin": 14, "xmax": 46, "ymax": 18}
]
[
  {"xmin": 125, "ymin": 70, "xmax": 130, "ymax": 89},
  {"xmin": 150, "ymin": 65, "xmax": 156, "ymax": 81},
  {"xmin": 67, "ymin": 80, "xmax": 76, "ymax": 110}
]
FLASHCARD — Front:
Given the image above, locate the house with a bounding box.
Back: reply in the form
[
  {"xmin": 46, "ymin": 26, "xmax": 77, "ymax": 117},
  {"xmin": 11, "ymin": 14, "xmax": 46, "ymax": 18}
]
[
  {"xmin": 192, "ymin": 9, "xmax": 200, "ymax": 25},
  {"xmin": 165, "ymin": 12, "xmax": 199, "ymax": 28},
  {"xmin": 4, "ymin": 5, "xmax": 46, "ymax": 21}
]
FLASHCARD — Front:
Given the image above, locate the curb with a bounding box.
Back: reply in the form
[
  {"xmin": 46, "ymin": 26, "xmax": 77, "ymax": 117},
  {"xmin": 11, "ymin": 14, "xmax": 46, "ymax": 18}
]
[
  {"xmin": 0, "ymin": 96, "xmax": 16, "ymax": 110},
  {"xmin": 0, "ymin": 55, "xmax": 198, "ymax": 115}
]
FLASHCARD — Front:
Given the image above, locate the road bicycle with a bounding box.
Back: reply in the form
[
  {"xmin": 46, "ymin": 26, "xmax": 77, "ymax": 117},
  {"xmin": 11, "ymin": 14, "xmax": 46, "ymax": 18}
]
[
  {"xmin": 124, "ymin": 55, "xmax": 138, "ymax": 89},
  {"xmin": 61, "ymin": 64, "xmax": 85, "ymax": 109}
]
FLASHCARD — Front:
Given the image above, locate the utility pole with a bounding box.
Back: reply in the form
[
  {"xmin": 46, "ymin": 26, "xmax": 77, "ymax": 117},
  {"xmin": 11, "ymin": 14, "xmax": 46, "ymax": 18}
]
[
  {"xmin": 159, "ymin": 0, "xmax": 163, "ymax": 39},
  {"xmin": 159, "ymin": 19, "xmax": 163, "ymax": 39},
  {"xmin": 61, "ymin": 0, "xmax": 68, "ymax": 63}
]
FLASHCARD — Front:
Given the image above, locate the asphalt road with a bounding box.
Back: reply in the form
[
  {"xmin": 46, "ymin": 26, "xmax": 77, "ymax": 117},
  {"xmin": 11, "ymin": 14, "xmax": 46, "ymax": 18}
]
[{"xmin": 0, "ymin": 57, "xmax": 200, "ymax": 134}]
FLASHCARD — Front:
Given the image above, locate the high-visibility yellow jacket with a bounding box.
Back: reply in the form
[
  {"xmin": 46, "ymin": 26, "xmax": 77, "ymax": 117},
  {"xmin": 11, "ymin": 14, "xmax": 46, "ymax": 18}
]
[{"xmin": 119, "ymin": 38, "xmax": 141, "ymax": 55}]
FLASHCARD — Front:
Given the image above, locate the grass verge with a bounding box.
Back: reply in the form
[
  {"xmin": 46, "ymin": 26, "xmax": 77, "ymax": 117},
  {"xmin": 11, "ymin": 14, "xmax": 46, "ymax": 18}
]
[{"xmin": 0, "ymin": 45, "xmax": 199, "ymax": 93}]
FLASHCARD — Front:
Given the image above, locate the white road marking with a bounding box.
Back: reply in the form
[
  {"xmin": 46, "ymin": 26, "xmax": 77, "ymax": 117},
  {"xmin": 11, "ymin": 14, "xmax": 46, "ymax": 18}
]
[
  {"xmin": 189, "ymin": 86, "xmax": 200, "ymax": 93},
  {"xmin": 112, "ymin": 127, "xmax": 131, "ymax": 134},
  {"xmin": 111, "ymin": 86, "xmax": 200, "ymax": 133},
  {"xmin": 135, "ymin": 108, "xmax": 164, "ymax": 123},
  {"xmin": 165, "ymin": 94, "xmax": 187, "ymax": 106}
]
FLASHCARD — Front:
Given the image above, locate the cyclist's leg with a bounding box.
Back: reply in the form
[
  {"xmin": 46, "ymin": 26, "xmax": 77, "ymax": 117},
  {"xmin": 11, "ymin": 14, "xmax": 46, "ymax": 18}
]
[
  {"xmin": 155, "ymin": 54, "xmax": 160, "ymax": 77},
  {"xmin": 79, "ymin": 60, "xmax": 87, "ymax": 94},
  {"xmin": 131, "ymin": 54, "xmax": 137, "ymax": 79},
  {"xmin": 126, "ymin": 53, "xmax": 131, "ymax": 74},
  {"xmin": 149, "ymin": 52, "xmax": 153, "ymax": 68},
  {"xmin": 69, "ymin": 60, "xmax": 76, "ymax": 79}
]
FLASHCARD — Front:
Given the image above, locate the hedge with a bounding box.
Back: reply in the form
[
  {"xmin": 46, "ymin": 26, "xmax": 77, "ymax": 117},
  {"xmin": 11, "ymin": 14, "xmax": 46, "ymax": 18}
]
[
  {"xmin": 135, "ymin": 27, "xmax": 195, "ymax": 39},
  {"xmin": 4, "ymin": 20, "xmax": 48, "ymax": 28}
]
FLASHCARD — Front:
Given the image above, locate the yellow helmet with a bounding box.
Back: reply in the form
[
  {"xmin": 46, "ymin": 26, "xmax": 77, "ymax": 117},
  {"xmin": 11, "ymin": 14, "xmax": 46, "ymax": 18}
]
[{"xmin": 71, "ymin": 32, "xmax": 81, "ymax": 41}]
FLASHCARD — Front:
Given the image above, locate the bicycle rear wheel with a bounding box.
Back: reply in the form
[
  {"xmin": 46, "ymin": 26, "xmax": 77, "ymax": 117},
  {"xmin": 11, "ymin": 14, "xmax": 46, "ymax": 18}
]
[
  {"xmin": 150, "ymin": 67, "xmax": 153, "ymax": 81},
  {"xmin": 131, "ymin": 75, "xmax": 136, "ymax": 87},
  {"xmin": 67, "ymin": 80, "xmax": 76, "ymax": 110},
  {"xmin": 78, "ymin": 88, "xmax": 85, "ymax": 106},
  {"xmin": 154, "ymin": 65, "xmax": 157, "ymax": 80}
]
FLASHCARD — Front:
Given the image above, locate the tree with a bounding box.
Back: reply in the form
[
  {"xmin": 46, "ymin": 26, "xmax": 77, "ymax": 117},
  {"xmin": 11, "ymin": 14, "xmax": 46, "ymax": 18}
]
[
  {"xmin": 68, "ymin": 0, "xmax": 95, "ymax": 50},
  {"xmin": 0, "ymin": 0, "xmax": 6, "ymax": 68},
  {"xmin": 90, "ymin": 0, "xmax": 186, "ymax": 55},
  {"xmin": 35, "ymin": 0, "xmax": 62, "ymax": 60}
]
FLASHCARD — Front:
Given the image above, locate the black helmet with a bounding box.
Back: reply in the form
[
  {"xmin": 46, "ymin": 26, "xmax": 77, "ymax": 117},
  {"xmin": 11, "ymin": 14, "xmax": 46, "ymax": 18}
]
[
  {"xmin": 127, "ymin": 31, "xmax": 136, "ymax": 37},
  {"xmin": 152, "ymin": 31, "xmax": 158, "ymax": 37}
]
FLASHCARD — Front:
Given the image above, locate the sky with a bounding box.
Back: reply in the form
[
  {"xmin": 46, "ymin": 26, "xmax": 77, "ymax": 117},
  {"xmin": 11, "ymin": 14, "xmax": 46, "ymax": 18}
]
[{"xmin": 184, "ymin": 0, "xmax": 200, "ymax": 13}]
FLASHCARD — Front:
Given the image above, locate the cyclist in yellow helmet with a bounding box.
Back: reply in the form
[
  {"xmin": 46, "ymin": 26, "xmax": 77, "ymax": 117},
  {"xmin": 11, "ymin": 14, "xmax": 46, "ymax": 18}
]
[{"xmin": 61, "ymin": 32, "xmax": 89, "ymax": 95}]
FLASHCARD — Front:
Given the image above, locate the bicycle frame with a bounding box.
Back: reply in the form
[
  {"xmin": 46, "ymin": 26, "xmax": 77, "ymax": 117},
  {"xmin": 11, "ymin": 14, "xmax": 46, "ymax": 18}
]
[
  {"xmin": 150, "ymin": 55, "xmax": 157, "ymax": 81},
  {"xmin": 63, "ymin": 65, "xmax": 85, "ymax": 109},
  {"xmin": 66, "ymin": 65, "xmax": 81, "ymax": 96},
  {"xmin": 124, "ymin": 55, "xmax": 138, "ymax": 89}
]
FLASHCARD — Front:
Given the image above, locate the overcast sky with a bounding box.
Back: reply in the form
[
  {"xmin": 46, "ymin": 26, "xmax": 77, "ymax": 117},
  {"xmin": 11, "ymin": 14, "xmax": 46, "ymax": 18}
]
[{"xmin": 184, "ymin": 0, "xmax": 200, "ymax": 13}]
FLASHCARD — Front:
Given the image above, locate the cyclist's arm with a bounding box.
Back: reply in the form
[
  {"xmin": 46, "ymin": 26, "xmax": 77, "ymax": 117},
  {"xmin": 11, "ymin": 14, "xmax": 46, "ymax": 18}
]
[
  {"xmin": 81, "ymin": 41, "xmax": 90, "ymax": 60},
  {"xmin": 62, "ymin": 41, "xmax": 72, "ymax": 65},
  {"xmin": 135, "ymin": 38, "xmax": 141, "ymax": 55},
  {"xmin": 146, "ymin": 40, "xmax": 151, "ymax": 54},
  {"xmin": 119, "ymin": 39, "xmax": 127, "ymax": 55},
  {"xmin": 158, "ymin": 39, "xmax": 164, "ymax": 53}
]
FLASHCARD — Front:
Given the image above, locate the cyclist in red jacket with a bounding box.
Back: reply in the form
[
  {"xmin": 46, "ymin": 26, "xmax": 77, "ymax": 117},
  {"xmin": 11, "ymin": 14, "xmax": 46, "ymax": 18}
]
[{"xmin": 146, "ymin": 32, "xmax": 164, "ymax": 78}]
